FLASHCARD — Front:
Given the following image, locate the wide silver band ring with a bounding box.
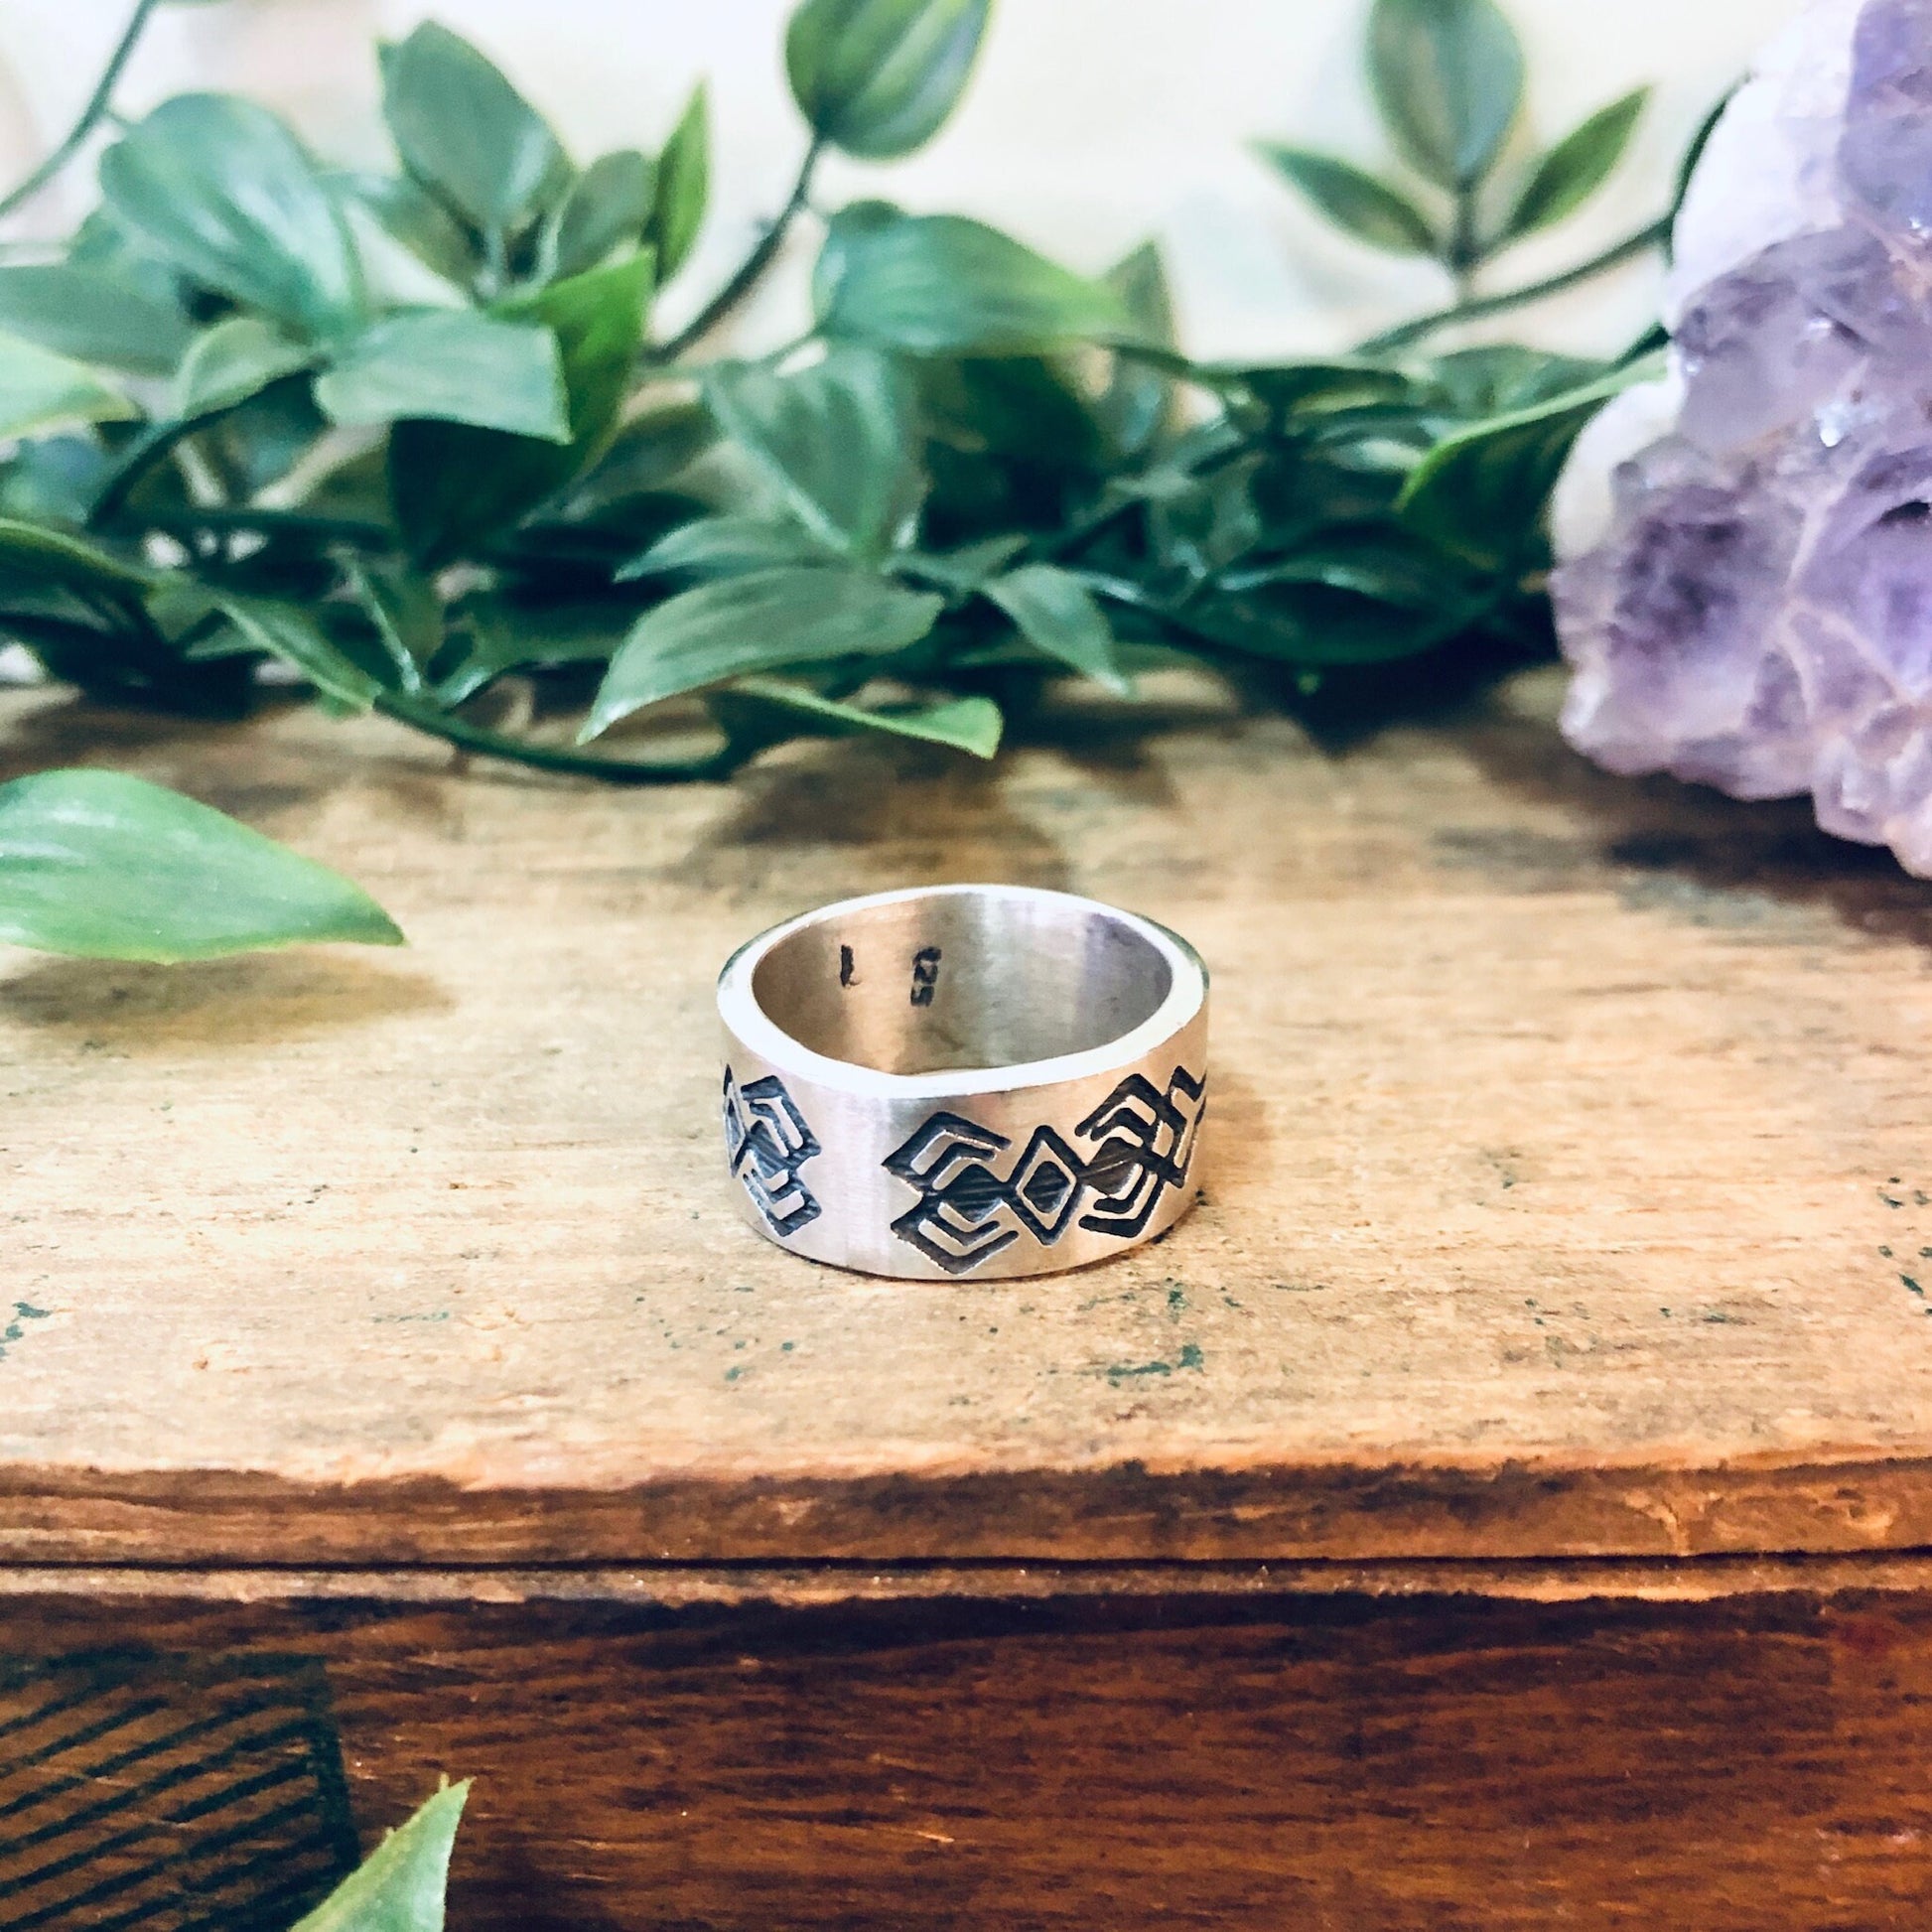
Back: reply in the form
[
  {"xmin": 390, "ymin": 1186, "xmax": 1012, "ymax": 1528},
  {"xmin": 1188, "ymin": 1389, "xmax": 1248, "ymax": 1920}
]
[{"xmin": 716, "ymin": 884, "xmax": 1209, "ymax": 1280}]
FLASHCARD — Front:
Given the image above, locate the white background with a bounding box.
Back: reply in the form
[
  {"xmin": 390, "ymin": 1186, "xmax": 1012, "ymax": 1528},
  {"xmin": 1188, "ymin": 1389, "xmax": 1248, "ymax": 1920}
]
[{"xmin": 0, "ymin": 0, "xmax": 1799, "ymax": 358}]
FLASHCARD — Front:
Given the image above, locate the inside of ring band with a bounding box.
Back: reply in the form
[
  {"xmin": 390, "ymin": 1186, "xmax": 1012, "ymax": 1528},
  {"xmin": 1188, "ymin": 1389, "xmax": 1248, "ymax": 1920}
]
[{"xmin": 750, "ymin": 891, "xmax": 1175, "ymax": 1076}]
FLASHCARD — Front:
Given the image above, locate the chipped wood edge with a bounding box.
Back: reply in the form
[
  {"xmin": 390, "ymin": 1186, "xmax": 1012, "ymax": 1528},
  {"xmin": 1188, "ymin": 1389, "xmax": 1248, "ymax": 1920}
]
[
  {"xmin": 12, "ymin": 1554, "xmax": 1932, "ymax": 1607},
  {"xmin": 4, "ymin": 1450, "xmax": 1930, "ymax": 1568}
]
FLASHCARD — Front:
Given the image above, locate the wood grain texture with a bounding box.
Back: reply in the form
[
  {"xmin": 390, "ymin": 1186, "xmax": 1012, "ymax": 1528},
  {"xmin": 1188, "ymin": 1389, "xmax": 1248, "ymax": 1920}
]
[
  {"xmin": 23, "ymin": 1553, "xmax": 1932, "ymax": 1605},
  {"xmin": 0, "ymin": 1650, "xmax": 355, "ymax": 1930},
  {"xmin": 8, "ymin": 1587, "xmax": 1932, "ymax": 1930},
  {"xmin": 5, "ymin": 669, "xmax": 1932, "ymax": 1567}
]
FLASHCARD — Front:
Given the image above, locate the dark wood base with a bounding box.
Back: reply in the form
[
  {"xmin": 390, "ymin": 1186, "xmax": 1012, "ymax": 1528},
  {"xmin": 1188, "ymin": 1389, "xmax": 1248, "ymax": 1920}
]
[{"xmin": 7, "ymin": 1584, "xmax": 1932, "ymax": 1928}]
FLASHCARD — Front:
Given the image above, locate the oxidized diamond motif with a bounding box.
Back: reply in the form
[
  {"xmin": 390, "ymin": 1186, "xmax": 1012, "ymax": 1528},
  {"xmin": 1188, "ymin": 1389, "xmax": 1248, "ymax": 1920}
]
[
  {"xmin": 723, "ymin": 1067, "xmax": 823, "ymax": 1238},
  {"xmin": 883, "ymin": 1066, "xmax": 1206, "ymax": 1275}
]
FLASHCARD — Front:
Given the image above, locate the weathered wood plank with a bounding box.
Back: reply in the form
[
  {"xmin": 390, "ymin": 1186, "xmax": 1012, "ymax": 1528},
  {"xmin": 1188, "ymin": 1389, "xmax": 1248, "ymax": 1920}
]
[
  {"xmin": 6, "ymin": 1587, "xmax": 1932, "ymax": 1930},
  {"xmin": 15, "ymin": 1553, "xmax": 1932, "ymax": 1605},
  {"xmin": 0, "ymin": 1647, "xmax": 355, "ymax": 1928},
  {"xmin": 5, "ymin": 1456, "xmax": 1932, "ymax": 1565},
  {"xmin": 4, "ymin": 669, "xmax": 1931, "ymax": 1566}
]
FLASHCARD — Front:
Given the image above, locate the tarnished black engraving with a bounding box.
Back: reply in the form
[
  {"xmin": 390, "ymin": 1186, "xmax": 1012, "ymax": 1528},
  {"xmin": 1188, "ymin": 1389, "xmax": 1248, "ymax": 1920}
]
[
  {"xmin": 909, "ymin": 945, "xmax": 942, "ymax": 1007},
  {"xmin": 723, "ymin": 1067, "xmax": 823, "ymax": 1238},
  {"xmin": 883, "ymin": 1066, "xmax": 1205, "ymax": 1274}
]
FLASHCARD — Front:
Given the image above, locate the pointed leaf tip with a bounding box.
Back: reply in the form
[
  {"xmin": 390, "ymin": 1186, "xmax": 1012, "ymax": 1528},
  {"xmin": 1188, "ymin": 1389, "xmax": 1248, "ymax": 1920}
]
[
  {"xmin": 1503, "ymin": 88, "xmax": 1649, "ymax": 240},
  {"xmin": 1367, "ymin": 0, "xmax": 1524, "ymax": 190},
  {"xmin": 0, "ymin": 770, "xmax": 404, "ymax": 963},
  {"xmin": 583, "ymin": 565, "xmax": 942, "ymax": 739},
  {"xmin": 1255, "ymin": 145, "xmax": 1439, "ymax": 255},
  {"xmin": 291, "ymin": 1782, "xmax": 470, "ymax": 1932}
]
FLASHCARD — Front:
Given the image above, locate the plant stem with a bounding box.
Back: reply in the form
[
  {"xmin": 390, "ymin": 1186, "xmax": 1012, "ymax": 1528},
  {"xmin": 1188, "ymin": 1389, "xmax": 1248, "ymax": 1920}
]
[
  {"xmin": 85, "ymin": 417, "xmax": 205, "ymax": 529},
  {"xmin": 1358, "ymin": 214, "xmax": 1672, "ymax": 355},
  {"xmin": 1037, "ymin": 426, "xmax": 1259, "ymax": 566},
  {"xmin": 1035, "ymin": 492, "xmax": 1139, "ymax": 564},
  {"xmin": 85, "ymin": 387, "xmax": 285, "ymax": 529},
  {"xmin": 1447, "ymin": 186, "xmax": 1479, "ymax": 301},
  {"xmin": 374, "ymin": 691, "xmax": 732, "ymax": 784},
  {"xmin": 651, "ymin": 139, "xmax": 824, "ymax": 364},
  {"xmin": 0, "ymin": 0, "xmax": 159, "ymax": 223}
]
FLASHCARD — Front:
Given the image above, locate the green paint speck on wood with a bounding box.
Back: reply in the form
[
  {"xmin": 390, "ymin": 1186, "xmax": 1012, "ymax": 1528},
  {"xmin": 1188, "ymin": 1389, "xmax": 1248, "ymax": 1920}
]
[{"xmin": 0, "ymin": 1301, "xmax": 51, "ymax": 1362}]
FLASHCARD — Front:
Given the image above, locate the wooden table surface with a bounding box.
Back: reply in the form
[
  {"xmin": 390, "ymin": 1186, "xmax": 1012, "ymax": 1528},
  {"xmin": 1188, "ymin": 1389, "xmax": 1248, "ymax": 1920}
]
[
  {"xmin": 4, "ymin": 664, "xmax": 1929, "ymax": 1581},
  {"xmin": 11, "ymin": 668, "xmax": 1932, "ymax": 1929}
]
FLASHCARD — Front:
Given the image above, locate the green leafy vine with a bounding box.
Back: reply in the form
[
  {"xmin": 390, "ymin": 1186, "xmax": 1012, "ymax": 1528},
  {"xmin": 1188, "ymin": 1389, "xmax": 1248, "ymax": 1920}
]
[{"xmin": 0, "ymin": 0, "xmax": 1703, "ymax": 959}]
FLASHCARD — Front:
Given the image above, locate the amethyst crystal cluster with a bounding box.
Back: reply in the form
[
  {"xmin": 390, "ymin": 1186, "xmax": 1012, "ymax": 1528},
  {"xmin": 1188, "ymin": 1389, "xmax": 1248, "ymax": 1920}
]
[{"xmin": 1553, "ymin": 0, "xmax": 1932, "ymax": 875}]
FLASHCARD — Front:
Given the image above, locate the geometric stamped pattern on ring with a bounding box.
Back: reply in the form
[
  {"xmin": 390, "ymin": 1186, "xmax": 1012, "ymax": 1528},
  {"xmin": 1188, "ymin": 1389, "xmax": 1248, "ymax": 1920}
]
[
  {"xmin": 883, "ymin": 1064, "xmax": 1206, "ymax": 1275},
  {"xmin": 723, "ymin": 1066, "xmax": 823, "ymax": 1238}
]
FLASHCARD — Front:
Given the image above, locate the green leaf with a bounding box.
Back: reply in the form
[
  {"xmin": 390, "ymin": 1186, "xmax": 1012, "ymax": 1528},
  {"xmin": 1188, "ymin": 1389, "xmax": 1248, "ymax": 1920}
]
[
  {"xmin": 816, "ymin": 210, "xmax": 1128, "ymax": 354},
  {"xmin": 99, "ymin": 95, "xmax": 361, "ymax": 336},
  {"xmin": 1173, "ymin": 582, "xmax": 1471, "ymax": 667},
  {"xmin": 380, "ymin": 23, "xmax": 571, "ymax": 240},
  {"xmin": 620, "ymin": 514, "xmax": 838, "ymax": 580},
  {"xmin": 0, "ymin": 333, "xmax": 136, "ymax": 441},
  {"xmin": 646, "ymin": 85, "xmax": 710, "ymax": 282},
  {"xmin": 345, "ymin": 558, "xmax": 442, "ymax": 694},
  {"xmin": 583, "ymin": 565, "xmax": 941, "ymax": 737},
  {"xmin": 0, "ymin": 768, "xmax": 403, "ymax": 963},
  {"xmin": 199, "ymin": 380, "xmax": 331, "ymax": 499},
  {"xmin": 514, "ymin": 254, "xmax": 654, "ymax": 441},
  {"xmin": 982, "ymin": 562, "xmax": 1129, "ymax": 693},
  {"xmin": 331, "ymin": 171, "xmax": 477, "ymax": 287},
  {"xmin": 549, "ymin": 150, "xmax": 655, "ymax": 281},
  {"xmin": 292, "ymin": 1784, "xmax": 469, "ymax": 1932},
  {"xmin": 522, "ymin": 487, "xmax": 698, "ymax": 558},
  {"xmin": 0, "ymin": 437, "xmax": 111, "ymax": 525},
  {"xmin": 326, "ymin": 181, "xmax": 469, "ymax": 311},
  {"xmin": 891, "ymin": 533, "xmax": 1027, "ymax": 592},
  {"xmin": 809, "ymin": 197, "xmax": 900, "ymax": 319},
  {"xmin": 1426, "ymin": 344, "xmax": 1605, "ymax": 416},
  {"xmin": 719, "ymin": 676, "xmax": 1002, "ymax": 757},
  {"xmin": 390, "ymin": 252, "xmax": 653, "ymax": 565},
  {"xmin": 916, "ymin": 353, "xmax": 1104, "ymax": 475},
  {"xmin": 1367, "ymin": 0, "xmax": 1524, "ymax": 190},
  {"xmin": 1094, "ymin": 240, "xmax": 1176, "ymax": 460},
  {"xmin": 1142, "ymin": 454, "xmax": 1264, "ymax": 578},
  {"xmin": 0, "ymin": 516, "xmax": 154, "ymax": 594},
  {"xmin": 1397, "ymin": 352, "xmax": 1663, "ymax": 571},
  {"xmin": 1219, "ymin": 359, "xmax": 1419, "ymax": 415},
  {"xmin": 295, "ymin": 442, "xmax": 390, "ymax": 521},
  {"xmin": 1502, "ymin": 88, "xmax": 1648, "ymax": 240},
  {"xmin": 0, "ymin": 265, "xmax": 193, "ymax": 374},
  {"xmin": 1107, "ymin": 246, "xmax": 1175, "ymax": 342},
  {"xmin": 173, "ymin": 317, "xmax": 316, "ymax": 417},
  {"xmin": 210, "ymin": 594, "xmax": 384, "ymax": 710},
  {"xmin": 1253, "ymin": 146, "xmax": 1438, "ymax": 255},
  {"xmin": 1217, "ymin": 535, "xmax": 1459, "ymax": 609},
  {"xmin": 317, "ymin": 311, "xmax": 569, "ymax": 440},
  {"xmin": 785, "ymin": 0, "xmax": 991, "ymax": 159},
  {"xmin": 431, "ymin": 593, "xmax": 624, "ymax": 703},
  {"xmin": 703, "ymin": 345, "xmax": 921, "ymax": 555},
  {"xmin": 567, "ymin": 401, "xmax": 717, "ymax": 513},
  {"xmin": 1669, "ymin": 89, "xmax": 1731, "ymax": 232}
]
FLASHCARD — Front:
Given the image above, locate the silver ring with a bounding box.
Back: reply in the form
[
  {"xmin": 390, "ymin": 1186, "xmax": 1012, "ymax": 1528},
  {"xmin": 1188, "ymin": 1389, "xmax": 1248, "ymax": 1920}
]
[{"xmin": 716, "ymin": 884, "xmax": 1209, "ymax": 1280}]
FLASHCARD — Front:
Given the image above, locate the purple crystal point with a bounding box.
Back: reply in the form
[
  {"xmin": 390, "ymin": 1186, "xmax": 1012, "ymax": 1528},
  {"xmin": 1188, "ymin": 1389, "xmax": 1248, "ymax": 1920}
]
[
  {"xmin": 1673, "ymin": 230, "xmax": 1888, "ymax": 453},
  {"xmin": 1555, "ymin": 451, "xmax": 1812, "ymax": 797},
  {"xmin": 1842, "ymin": 0, "xmax": 1932, "ymax": 238},
  {"xmin": 1553, "ymin": 0, "xmax": 1932, "ymax": 877}
]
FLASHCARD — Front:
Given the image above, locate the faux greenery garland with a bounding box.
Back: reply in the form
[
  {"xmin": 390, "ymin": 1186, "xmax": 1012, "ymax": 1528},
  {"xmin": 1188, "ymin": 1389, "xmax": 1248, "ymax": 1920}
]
[{"xmin": 0, "ymin": 0, "xmax": 1696, "ymax": 956}]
